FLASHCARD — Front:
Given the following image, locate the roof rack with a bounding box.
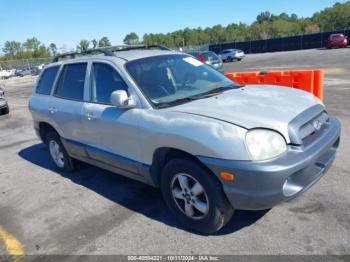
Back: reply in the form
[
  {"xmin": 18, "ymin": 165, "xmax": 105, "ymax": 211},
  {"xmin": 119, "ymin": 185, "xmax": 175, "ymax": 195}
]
[
  {"xmin": 109, "ymin": 44, "xmax": 171, "ymax": 52},
  {"xmin": 52, "ymin": 48, "xmax": 114, "ymax": 62},
  {"xmin": 52, "ymin": 45, "xmax": 171, "ymax": 62}
]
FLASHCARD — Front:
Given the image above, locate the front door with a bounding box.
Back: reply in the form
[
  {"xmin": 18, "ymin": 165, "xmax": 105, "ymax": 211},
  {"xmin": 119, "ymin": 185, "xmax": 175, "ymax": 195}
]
[{"xmin": 80, "ymin": 62, "xmax": 141, "ymax": 173}]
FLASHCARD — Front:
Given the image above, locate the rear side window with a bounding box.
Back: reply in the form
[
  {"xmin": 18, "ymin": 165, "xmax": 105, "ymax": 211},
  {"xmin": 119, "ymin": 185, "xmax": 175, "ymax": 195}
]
[
  {"xmin": 54, "ymin": 63, "xmax": 87, "ymax": 101},
  {"xmin": 36, "ymin": 66, "xmax": 59, "ymax": 95},
  {"xmin": 90, "ymin": 63, "xmax": 128, "ymax": 104}
]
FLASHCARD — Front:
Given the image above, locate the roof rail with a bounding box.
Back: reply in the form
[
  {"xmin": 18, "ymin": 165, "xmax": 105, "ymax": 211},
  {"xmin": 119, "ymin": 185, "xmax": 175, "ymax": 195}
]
[
  {"xmin": 52, "ymin": 45, "xmax": 171, "ymax": 62},
  {"xmin": 110, "ymin": 45, "xmax": 171, "ymax": 52},
  {"xmin": 52, "ymin": 48, "xmax": 114, "ymax": 62}
]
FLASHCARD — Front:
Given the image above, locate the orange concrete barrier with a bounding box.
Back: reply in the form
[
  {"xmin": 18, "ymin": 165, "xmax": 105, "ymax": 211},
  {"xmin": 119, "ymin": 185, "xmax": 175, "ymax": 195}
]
[{"xmin": 225, "ymin": 70, "xmax": 324, "ymax": 101}]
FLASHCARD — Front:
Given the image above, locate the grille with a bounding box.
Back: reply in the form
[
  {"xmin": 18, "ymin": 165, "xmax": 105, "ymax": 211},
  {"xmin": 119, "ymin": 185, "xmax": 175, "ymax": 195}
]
[
  {"xmin": 288, "ymin": 104, "xmax": 329, "ymax": 146},
  {"xmin": 299, "ymin": 112, "xmax": 329, "ymax": 142}
]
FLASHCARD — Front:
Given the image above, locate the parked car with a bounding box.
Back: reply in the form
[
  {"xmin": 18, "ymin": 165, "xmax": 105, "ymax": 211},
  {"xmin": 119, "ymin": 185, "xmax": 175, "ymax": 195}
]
[
  {"xmin": 327, "ymin": 34, "xmax": 348, "ymax": 48},
  {"xmin": 0, "ymin": 69, "xmax": 16, "ymax": 79},
  {"xmin": 15, "ymin": 67, "xmax": 34, "ymax": 77},
  {"xmin": 29, "ymin": 46, "xmax": 341, "ymax": 233},
  {"xmin": 0, "ymin": 85, "xmax": 9, "ymax": 115},
  {"xmin": 187, "ymin": 51, "xmax": 224, "ymax": 73},
  {"xmin": 218, "ymin": 49, "xmax": 245, "ymax": 62}
]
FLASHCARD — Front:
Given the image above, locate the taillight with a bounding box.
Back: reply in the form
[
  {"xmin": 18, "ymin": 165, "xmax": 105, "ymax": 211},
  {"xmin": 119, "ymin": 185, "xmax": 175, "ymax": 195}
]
[{"xmin": 199, "ymin": 53, "xmax": 205, "ymax": 62}]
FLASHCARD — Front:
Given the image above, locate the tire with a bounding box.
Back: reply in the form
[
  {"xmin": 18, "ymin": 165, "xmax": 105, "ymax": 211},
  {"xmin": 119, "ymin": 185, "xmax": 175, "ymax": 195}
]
[
  {"xmin": 161, "ymin": 158, "xmax": 234, "ymax": 234},
  {"xmin": 3, "ymin": 106, "xmax": 9, "ymax": 115},
  {"xmin": 45, "ymin": 131, "xmax": 76, "ymax": 172},
  {"xmin": 237, "ymin": 58, "xmax": 242, "ymax": 61}
]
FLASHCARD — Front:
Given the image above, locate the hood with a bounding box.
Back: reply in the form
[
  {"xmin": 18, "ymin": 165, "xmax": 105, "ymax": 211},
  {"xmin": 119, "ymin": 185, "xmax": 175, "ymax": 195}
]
[{"xmin": 167, "ymin": 85, "xmax": 322, "ymax": 143}]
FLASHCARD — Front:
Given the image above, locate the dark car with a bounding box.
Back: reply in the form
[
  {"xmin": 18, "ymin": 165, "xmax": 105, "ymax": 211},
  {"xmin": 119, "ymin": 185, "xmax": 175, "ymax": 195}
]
[
  {"xmin": 327, "ymin": 34, "xmax": 348, "ymax": 48},
  {"xmin": 0, "ymin": 86, "xmax": 9, "ymax": 115},
  {"xmin": 187, "ymin": 51, "xmax": 224, "ymax": 73}
]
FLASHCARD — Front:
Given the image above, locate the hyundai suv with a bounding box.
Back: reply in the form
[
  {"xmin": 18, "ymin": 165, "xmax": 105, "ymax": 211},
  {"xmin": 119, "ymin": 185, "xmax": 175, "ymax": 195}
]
[{"xmin": 29, "ymin": 46, "xmax": 341, "ymax": 233}]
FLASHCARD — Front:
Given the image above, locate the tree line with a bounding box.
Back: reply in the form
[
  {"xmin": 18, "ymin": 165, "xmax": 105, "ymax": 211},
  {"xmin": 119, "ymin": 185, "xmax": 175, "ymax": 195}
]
[
  {"xmin": 139, "ymin": 1, "xmax": 350, "ymax": 48},
  {"xmin": 1, "ymin": 1, "xmax": 349, "ymax": 62}
]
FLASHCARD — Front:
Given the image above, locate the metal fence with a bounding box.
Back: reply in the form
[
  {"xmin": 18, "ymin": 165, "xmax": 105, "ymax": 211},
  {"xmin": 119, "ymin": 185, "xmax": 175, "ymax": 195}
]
[{"xmin": 209, "ymin": 28, "xmax": 350, "ymax": 54}]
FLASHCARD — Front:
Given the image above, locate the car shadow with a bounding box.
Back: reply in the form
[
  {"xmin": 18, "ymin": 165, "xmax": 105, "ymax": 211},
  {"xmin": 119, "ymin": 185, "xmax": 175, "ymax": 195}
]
[{"xmin": 18, "ymin": 143, "xmax": 269, "ymax": 236}]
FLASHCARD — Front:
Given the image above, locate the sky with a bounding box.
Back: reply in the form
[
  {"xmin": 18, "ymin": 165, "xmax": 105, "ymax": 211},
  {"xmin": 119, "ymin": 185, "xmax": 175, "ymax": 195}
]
[{"xmin": 0, "ymin": 0, "xmax": 346, "ymax": 51}]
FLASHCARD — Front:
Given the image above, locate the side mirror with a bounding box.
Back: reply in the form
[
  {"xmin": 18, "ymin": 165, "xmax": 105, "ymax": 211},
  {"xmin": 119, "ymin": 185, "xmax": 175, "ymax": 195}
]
[{"xmin": 110, "ymin": 90, "xmax": 136, "ymax": 109}]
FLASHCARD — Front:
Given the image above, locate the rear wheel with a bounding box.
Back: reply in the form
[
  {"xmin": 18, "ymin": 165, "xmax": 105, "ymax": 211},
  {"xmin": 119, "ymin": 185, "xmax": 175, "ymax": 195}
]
[
  {"xmin": 161, "ymin": 158, "xmax": 234, "ymax": 234},
  {"xmin": 46, "ymin": 131, "xmax": 76, "ymax": 172}
]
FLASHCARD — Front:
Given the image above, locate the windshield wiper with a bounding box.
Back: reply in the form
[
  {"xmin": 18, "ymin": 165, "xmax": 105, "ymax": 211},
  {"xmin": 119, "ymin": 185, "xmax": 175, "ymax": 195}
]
[
  {"xmin": 191, "ymin": 84, "xmax": 242, "ymax": 99},
  {"xmin": 155, "ymin": 84, "xmax": 243, "ymax": 109}
]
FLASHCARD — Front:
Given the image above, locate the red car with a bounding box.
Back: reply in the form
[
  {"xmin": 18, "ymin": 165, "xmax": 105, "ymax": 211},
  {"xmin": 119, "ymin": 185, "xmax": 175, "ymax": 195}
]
[{"xmin": 327, "ymin": 34, "xmax": 348, "ymax": 48}]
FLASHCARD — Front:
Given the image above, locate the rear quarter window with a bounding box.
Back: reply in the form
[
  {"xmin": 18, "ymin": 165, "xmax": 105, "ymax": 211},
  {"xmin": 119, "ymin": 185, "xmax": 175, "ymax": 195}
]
[{"xmin": 36, "ymin": 66, "xmax": 59, "ymax": 95}]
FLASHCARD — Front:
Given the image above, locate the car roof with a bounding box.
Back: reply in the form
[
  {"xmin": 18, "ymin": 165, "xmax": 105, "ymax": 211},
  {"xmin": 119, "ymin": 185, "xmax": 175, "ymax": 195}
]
[{"xmin": 46, "ymin": 49, "xmax": 185, "ymax": 67}]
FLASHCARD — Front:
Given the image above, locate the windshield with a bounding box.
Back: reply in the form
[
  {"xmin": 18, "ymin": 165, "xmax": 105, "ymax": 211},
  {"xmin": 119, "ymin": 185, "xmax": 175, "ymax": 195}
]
[{"xmin": 125, "ymin": 54, "xmax": 239, "ymax": 108}]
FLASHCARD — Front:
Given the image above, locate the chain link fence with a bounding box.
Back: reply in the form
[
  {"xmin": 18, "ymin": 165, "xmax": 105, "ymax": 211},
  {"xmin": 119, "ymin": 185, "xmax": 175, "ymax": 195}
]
[{"xmin": 0, "ymin": 57, "xmax": 52, "ymax": 70}]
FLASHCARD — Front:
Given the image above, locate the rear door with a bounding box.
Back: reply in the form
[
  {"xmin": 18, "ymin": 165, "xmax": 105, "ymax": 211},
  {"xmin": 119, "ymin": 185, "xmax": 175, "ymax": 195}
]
[{"xmin": 48, "ymin": 62, "xmax": 88, "ymax": 142}]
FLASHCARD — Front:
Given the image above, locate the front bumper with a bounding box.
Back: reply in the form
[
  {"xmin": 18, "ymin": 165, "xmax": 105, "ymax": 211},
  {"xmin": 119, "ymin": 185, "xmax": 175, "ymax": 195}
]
[
  {"xmin": 199, "ymin": 117, "xmax": 341, "ymax": 210},
  {"xmin": 0, "ymin": 99, "xmax": 8, "ymax": 109}
]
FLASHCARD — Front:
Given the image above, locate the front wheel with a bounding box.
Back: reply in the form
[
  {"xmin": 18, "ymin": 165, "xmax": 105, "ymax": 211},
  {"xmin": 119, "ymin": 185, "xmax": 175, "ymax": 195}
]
[{"xmin": 161, "ymin": 158, "xmax": 234, "ymax": 234}]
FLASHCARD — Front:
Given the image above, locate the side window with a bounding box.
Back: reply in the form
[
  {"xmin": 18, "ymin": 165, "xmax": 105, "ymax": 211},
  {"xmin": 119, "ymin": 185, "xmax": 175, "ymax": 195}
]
[
  {"xmin": 54, "ymin": 63, "xmax": 87, "ymax": 101},
  {"xmin": 90, "ymin": 63, "xmax": 128, "ymax": 104},
  {"xmin": 36, "ymin": 66, "xmax": 59, "ymax": 95}
]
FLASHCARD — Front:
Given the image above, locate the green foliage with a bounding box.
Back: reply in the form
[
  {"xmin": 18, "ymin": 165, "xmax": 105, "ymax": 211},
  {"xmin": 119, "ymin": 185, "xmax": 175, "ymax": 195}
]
[
  {"xmin": 312, "ymin": 2, "xmax": 350, "ymax": 31},
  {"xmin": 91, "ymin": 39, "xmax": 98, "ymax": 48},
  {"xmin": 98, "ymin": 37, "xmax": 112, "ymax": 47},
  {"xmin": 130, "ymin": 1, "xmax": 350, "ymax": 47},
  {"xmin": 49, "ymin": 43, "xmax": 58, "ymax": 56},
  {"xmin": 123, "ymin": 32, "xmax": 139, "ymax": 45},
  {"xmin": 77, "ymin": 40, "xmax": 90, "ymax": 52}
]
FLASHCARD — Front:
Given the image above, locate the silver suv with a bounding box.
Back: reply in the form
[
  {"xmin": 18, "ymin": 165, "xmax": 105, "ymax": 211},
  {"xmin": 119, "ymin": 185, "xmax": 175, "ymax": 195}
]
[{"xmin": 29, "ymin": 46, "xmax": 341, "ymax": 233}]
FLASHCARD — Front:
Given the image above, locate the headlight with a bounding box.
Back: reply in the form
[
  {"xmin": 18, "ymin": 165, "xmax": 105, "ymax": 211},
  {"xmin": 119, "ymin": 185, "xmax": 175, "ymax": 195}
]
[{"xmin": 245, "ymin": 129, "xmax": 287, "ymax": 161}]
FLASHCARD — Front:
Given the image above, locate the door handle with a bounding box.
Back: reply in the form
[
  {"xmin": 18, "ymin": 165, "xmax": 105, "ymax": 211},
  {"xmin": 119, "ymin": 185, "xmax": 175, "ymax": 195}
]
[
  {"xmin": 49, "ymin": 107, "xmax": 57, "ymax": 115},
  {"xmin": 86, "ymin": 112, "xmax": 94, "ymax": 121}
]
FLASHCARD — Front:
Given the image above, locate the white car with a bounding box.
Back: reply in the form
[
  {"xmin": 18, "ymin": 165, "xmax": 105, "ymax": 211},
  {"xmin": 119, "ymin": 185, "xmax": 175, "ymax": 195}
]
[{"xmin": 219, "ymin": 49, "xmax": 245, "ymax": 62}]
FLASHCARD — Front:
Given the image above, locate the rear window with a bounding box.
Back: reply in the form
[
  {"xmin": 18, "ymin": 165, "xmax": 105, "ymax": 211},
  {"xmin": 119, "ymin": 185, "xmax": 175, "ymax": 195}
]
[
  {"xmin": 36, "ymin": 66, "xmax": 59, "ymax": 95},
  {"xmin": 54, "ymin": 63, "xmax": 87, "ymax": 101}
]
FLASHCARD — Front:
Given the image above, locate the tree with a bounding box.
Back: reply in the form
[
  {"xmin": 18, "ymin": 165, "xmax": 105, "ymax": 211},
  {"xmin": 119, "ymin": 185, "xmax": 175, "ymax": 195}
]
[
  {"xmin": 257, "ymin": 11, "xmax": 272, "ymax": 23},
  {"xmin": 123, "ymin": 32, "xmax": 139, "ymax": 45},
  {"xmin": 91, "ymin": 39, "xmax": 98, "ymax": 48},
  {"xmin": 77, "ymin": 40, "xmax": 90, "ymax": 52},
  {"xmin": 312, "ymin": 1, "xmax": 350, "ymax": 31},
  {"xmin": 2, "ymin": 41, "xmax": 22, "ymax": 55},
  {"xmin": 23, "ymin": 37, "xmax": 41, "ymax": 51},
  {"xmin": 49, "ymin": 43, "xmax": 57, "ymax": 56},
  {"xmin": 98, "ymin": 37, "xmax": 111, "ymax": 47}
]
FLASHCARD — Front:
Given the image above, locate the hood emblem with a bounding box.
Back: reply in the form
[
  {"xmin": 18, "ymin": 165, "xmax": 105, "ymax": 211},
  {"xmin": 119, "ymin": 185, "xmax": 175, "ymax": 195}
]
[{"xmin": 313, "ymin": 120, "xmax": 322, "ymax": 130}]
